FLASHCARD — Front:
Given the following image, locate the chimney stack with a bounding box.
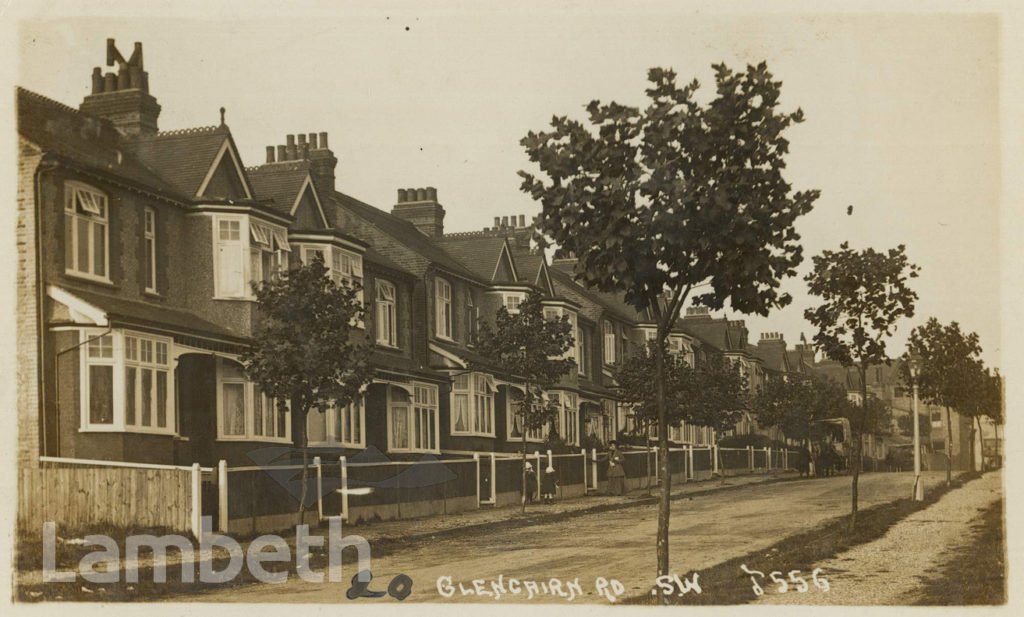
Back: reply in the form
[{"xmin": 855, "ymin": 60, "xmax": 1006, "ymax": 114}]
[
  {"xmin": 277, "ymin": 145, "xmax": 287, "ymax": 161},
  {"xmin": 266, "ymin": 146, "xmax": 275, "ymax": 163},
  {"xmin": 285, "ymin": 135, "xmax": 296, "ymax": 160},
  {"xmin": 392, "ymin": 186, "xmax": 445, "ymax": 237},
  {"xmin": 309, "ymin": 133, "xmax": 318, "ymax": 149},
  {"xmin": 80, "ymin": 39, "xmax": 161, "ymax": 136}
]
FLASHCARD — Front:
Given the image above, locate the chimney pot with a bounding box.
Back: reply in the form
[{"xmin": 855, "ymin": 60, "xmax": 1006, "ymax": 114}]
[
  {"xmin": 285, "ymin": 135, "xmax": 297, "ymax": 160},
  {"xmin": 266, "ymin": 146, "xmax": 275, "ymax": 163},
  {"xmin": 501, "ymin": 216, "xmax": 509, "ymax": 227},
  {"xmin": 319, "ymin": 132, "xmax": 328, "ymax": 149},
  {"xmin": 426, "ymin": 187, "xmax": 437, "ymax": 201},
  {"xmin": 416, "ymin": 188, "xmax": 427, "ymax": 201},
  {"xmin": 519, "ymin": 214, "xmax": 526, "ymax": 227},
  {"xmin": 104, "ymin": 72, "xmax": 117, "ymax": 92},
  {"xmin": 129, "ymin": 66, "xmax": 142, "ymax": 89},
  {"xmin": 494, "ymin": 217, "xmax": 501, "ymax": 227},
  {"xmin": 300, "ymin": 142, "xmax": 309, "ymax": 159},
  {"xmin": 277, "ymin": 145, "xmax": 287, "ymax": 161},
  {"xmin": 117, "ymin": 67, "xmax": 130, "ymax": 90},
  {"xmin": 297, "ymin": 134, "xmax": 307, "ymax": 147},
  {"xmin": 309, "ymin": 133, "xmax": 318, "ymax": 149},
  {"xmin": 91, "ymin": 67, "xmax": 104, "ymax": 94},
  {"xmin": 397, "ymin": 189, "xmax": 407, "ymax": 202}
]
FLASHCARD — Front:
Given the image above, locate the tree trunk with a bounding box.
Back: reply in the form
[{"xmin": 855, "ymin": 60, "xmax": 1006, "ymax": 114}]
[
  {"xmin": 970, "ymin": 416, "xmax": 980, "ymax": 473},
  {"xmin": 521, "ymin": 384, "xmax": 530, "ymax": 515},
  {"xmin": 294, "ymin": 397, "xmax": 309, "ymax": 527},
  {"xmin": 944, "ymin": 405, "xmax": 953, "ymax": 486},
  {"xmin": 645, "ymin": 425, "xmax": 653, "ymax": 493},
  {"xmin": 655, "ymin": 338, "xmax": 671, "ymax": 579},
  {"xmin": 849, "ymin": 364, "xmax": 868, "ymax": 532}
]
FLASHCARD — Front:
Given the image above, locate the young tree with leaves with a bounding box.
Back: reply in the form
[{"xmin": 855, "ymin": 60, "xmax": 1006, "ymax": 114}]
[
  {"xmin": 753, "ymin": 374, "xmax": 848, "ymax": 468},
  {"xmin": 242, "ymin": 255, "xmax": 374, "ymax": 524},
  {"xmin": 902, "ymin": 318, "xmax": 983, "ymax": 482},
  {"xmin": 471, "ymin": 291, "xmax": 575, "ymax": 513},
  {"xmin": 804, "ymin": 243, "xmax": 919, "ymax": 529},
  {"xmin": 520, "ymin": 63, "xmax": 817, "ymax": 576}
]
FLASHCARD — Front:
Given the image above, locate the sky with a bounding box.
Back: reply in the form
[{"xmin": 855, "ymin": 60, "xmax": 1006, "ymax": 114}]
[{"xmin": 12, "ymin": 4, "xmax": 1004, "ymax": 367}]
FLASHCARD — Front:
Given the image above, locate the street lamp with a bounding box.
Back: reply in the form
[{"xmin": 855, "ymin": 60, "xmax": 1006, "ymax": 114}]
[{"xmin": 908, "ymin": 353, "xmax": 924, "ymax": 501}]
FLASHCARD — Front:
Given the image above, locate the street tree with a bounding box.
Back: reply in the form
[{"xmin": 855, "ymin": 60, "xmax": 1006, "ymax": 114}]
[
  {"xmin": 242, "ymin": 255, "xmax": 374, "ymax": 524},
  {"xmin": 958, "ymin": 361, "xmax": 1001, "ymax": 472},
  {"xmin": 472, "ymin": 290, "xmax": 575, "ymax": 513},
  {"xmin": 804, "ymin": 242, "xmax": 919, "ymax": 529},
  {"xmin": 520, "ymin": 62, "xmax": 818, "ymax": 576},
  {"xmin": 615, "ymin": 342, "xmax": 747, "ymax": 491},
  {"xmin": 752, "ymin": 375, "xmax": 848, "ymax": 467},
  {"xmin": 903, "ymin": 318, "xmax": 983, "ymax": 482}
]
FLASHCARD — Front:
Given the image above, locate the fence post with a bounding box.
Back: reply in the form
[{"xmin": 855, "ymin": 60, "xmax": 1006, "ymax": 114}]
[
  {"xmin": 766, "ymin": 447, "xmax": 772, "ymax": 472},
  {"xmin": 687, "ymin": 445, "xmax": 695, "ymax": 481},
  {"xmin": 591, "ymin": 448, "xmax": 598, "ymax": 488},
  {"xmin": 314, "ymin": 456, "xmax": 323, "ymax": 521},
  {"xmin": 784, "ymin": 449, "xmax": 789, "ymax": 470},
  {"xmin": 474, "ymin": 453, "xmax": 481, "ymax": 507},
  {"xmin": 534, "ymin": 451, "xmax": 541, "ymax": 475},
  {"xmin": 339, "ymin": 456, "xmax": 348, "ymax": 522},
  {"xmin": 547, "ymin": 449, "xmax": 553, "ymax": 470},
  {"xmin": 581, "ymin": 448, "xmax": 587, "ymax": 490},
  {"xmin": 490, "ymin": 453, "xmax": 497, "ymax": 503},
  {"xmin": 217, "ymin": 459, "xmax": 228, "ymax": 533},
  {"xmin": 712, "ymin": 445, "xmax": 719, "ymax": 475},
  {"xmin": 190, "ymin": 463, "xmax": 201, "ymax": 539},
  {"xmin": 748, "ymin": 446, "xmax": 754, "ymax": 471}
]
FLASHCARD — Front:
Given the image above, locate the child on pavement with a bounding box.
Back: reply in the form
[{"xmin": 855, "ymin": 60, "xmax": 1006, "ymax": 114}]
[{"xmin": 541, "ymin": 465, "xmax": 558, "ymax": 504}]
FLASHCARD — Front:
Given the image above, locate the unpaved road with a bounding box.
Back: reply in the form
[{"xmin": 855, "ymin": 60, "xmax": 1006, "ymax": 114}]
[
  {"xmin": 758, "ymin": 471, "xmax": 1003, "ymax": 605},
  {"xmin": 186, "ymin": 471, "xmax": 953, "ymax": 604}
]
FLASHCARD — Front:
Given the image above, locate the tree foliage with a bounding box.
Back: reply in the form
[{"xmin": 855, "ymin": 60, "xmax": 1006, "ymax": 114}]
[
  {"xmin": 752, "ymin": 375, "xmax": 848, "ymax": 443},
  {"xmin": 519, "ymin": 62, "xmax": 817, "ymax": 577}
]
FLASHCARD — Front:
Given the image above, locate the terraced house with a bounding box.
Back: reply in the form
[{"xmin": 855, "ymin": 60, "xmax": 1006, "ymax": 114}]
[{"xmin": 17, "ymin": 39, "xmax": 742, "ymax": 478}]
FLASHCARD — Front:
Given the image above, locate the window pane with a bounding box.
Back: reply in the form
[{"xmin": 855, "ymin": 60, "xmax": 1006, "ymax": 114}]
[
  {"xmin": 145, "ymin": 237, "xmax": 155, "ymax": 289},
  {"xmin": 125, "ymin": 367, "xmax": 137, "ymax": 425},
  {"xmin": 353, "ymin": 401, "xmax": 361, "ymax": 443},
  {"xmin": 156, "ymin": 370, "xmax": 167, "ymax": 428},
  {"xmin": 391, "ymin": 407, "xmax": 408, "ymax": 449},
  {"xmin": 253, "ymin": 388, "xmax": 264, "ymax": 436},
  {"xmin": 140, "ymin": 368, "xmax": 153, "ymax": 426},
  {"xmin": 92, "ymin": 221, "xmax": 106, "ymax": 277},
  {"xmin": 222, "ymin": 383, "xmax": 245, "ymax": 436},
  {"xmin": 453, "ymin": 394, "xmax": 468, "ymax": 432},
  {"xmin": 307, "ymin": 407, "xmax": 326, "ymax": 443},
  {"xmin": 65, "ymin": 216, "xmax": 74, "ymax": 270},
  {"xmin": 77, "ymin": 220, "xmax": 89, "ymax": 274},
  {"xmin": 89, "ymin": 365, "xmax": 114, "ymax": 424},
  {"xmin": 249, "ymin": 248, "xmax": 261, "ymax": 285},
  {"xmin": 276, "ymin": 402, "xmax": 286, "ymax": 438}
]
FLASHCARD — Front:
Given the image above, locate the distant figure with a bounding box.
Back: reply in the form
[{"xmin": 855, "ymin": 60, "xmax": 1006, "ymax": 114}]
[
  {"xmin": 797, "ymin": 446, "xmax": 811, "ymax": 477},
  {"xmin": 847, "ymin": 205, "xmax": 854, "ymax": 216},
  {"xmin": 607, "ymin": 441, "xmax": 627, "ymax": 496},
  {"xmin": 541, "ymin": 466, "xmax": 558, "ymax": 505},
  {"xmin": 524, "ymin": 462, "xmax": 537, "ymax": 505}
]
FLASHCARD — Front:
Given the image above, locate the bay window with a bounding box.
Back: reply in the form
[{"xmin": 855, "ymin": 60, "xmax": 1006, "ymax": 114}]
[
  {"xmin": 306, "ymin": 397, "xmax": 365, "ymax": 448},
  {"xmin": 549, "ymin": 391, "xmax": 579, "ymax": 446},
  {"xmin": 216, "ymin": 358, "xmax": 290, "ymax": 442},
  {"xmin": 544, "ymin": 306, "xmax": 578, "ymax": 362},
  {"xmin": 216, "ymin": 214, "xmax": 289, "ymax": 298},
  {"xmin": 507, "ymin": 388, "xmax": 546, "ymax": 442},
  {"xmin": 435, "ymin": 278, "xmax": 452, "ymax": 339},
  {"xmin": 387, "ymin": 384, "xmax": 439, "ymax": 453},
  {"xmin": 64, "ymin": 181, "xmax": 109, "ymax": 281},
  {"xmin": 79, "ymin": 330, "xmax": 175, "ymax": 434},
  {"xmin": 503, "ymin": 293, "xmax": 524, "ymax": 314},
  {"xmin": 249, "ymin": 221, "xmax": 288, "ymax": 285},
  {"xmin": 451, "ymin": 372, "xmax": 494, "ymax": 436},
  {"xmin": 375, "ymin": 280, "xmax": 397, "ymax": 347}
]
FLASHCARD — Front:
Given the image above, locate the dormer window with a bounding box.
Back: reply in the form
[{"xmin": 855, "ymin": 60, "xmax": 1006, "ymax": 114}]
[{"xmin": 64, "ymin": 181, "xmax": 109, "ymax": 282}]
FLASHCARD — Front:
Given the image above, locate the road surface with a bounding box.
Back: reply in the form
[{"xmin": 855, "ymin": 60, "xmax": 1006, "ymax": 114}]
[{"xmin": 186, "ymin": 471, "xmax": 953, "ymax": 604}]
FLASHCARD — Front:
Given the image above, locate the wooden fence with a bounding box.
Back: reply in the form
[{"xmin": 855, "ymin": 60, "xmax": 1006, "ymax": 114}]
[{"xmin": 19, "ymin": 462, "xmax": 196, "ymax": 535}]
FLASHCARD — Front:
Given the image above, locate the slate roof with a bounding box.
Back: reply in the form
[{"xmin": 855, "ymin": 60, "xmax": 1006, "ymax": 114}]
[
  {"xmin": 677, "ymin": 316, "xmax": 745, "ymax": 352},
  {"xmin": 751, "ymin": 343, "xmax": 790, "ymax": 373},
  {"xmin": 549, "ymin": 262, "xmax": 647, "ymax": 323},
  {"xmin": 511, "ymin": 252, "xmax": 548, "ymax": 288},
  {"xmin": 17, "ymin": 88, "xmax": 186, "ymax": 201},
  {"xmin": 325, "ymin": 191, "xmax": 478, "ymax": 280},
  {"xmin": 59, "ymin": 287, "xmax": 247, "ymax": 343},
  {"xmin": 246, "ymin": 161, "xmax": 311, "ymax": 218},
  {"xmin": 435, "ymin": 235, "xmax": 515, "ymax": 283},
  {"xmin": 127, "ymin": 123, "xmax": 247, "ymax": 199}
]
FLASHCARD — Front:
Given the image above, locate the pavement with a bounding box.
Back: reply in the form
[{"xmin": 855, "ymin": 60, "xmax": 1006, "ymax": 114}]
[
  {"xmin": 181, "ymin": 470, "xmax": 954, "ymax": 604},
  {"xmin": 756, "ymin": 471, "xmax": 1004, "ymax": 606}
]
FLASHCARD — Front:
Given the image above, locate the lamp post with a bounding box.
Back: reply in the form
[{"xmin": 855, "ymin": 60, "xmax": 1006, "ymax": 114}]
[{"xmin": 909, "ymin": 354, "xmax": 923, "ymax": 501}]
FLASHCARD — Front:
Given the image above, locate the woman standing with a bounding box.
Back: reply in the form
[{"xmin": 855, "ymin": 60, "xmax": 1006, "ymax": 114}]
[{"xmin": 607, "ymin": 440, "xmax": 627, "ymax": 496}]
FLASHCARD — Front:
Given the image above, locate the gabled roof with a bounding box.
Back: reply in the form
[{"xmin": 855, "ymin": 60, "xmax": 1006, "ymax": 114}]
[
  {"xmin": 549, "ymin": 261, "xmax": 650, "ymax": 323},
  {"xmin": 677, "ymin": 316, "xmax": 747, "ymax": 353},
  {"xmin": 435, "ymin": 234, "xmax": 519, "ymax": 283},
  {"xmin": 326, "ymin": 191, "xmax": 478, "ymax": 281},
  {"xmin": 751, "ymin": 344, "xmax": 791, "ymax": 373},
  {"xmin": 17, "ymin": 88, "xmax": 185, "ymax": 201},
  {"xmin": 247, "ymin": 161, "xmax": 328, "ymax": 227},
  {"xmin": 128, "ymin": 123, "xmax": 253, "ymax": 200}
]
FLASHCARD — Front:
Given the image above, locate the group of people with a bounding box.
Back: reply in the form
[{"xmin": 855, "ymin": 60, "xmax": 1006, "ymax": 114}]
[{"xmin": 522, "ymin": 440, "xmax": 629, "ymax": 505}]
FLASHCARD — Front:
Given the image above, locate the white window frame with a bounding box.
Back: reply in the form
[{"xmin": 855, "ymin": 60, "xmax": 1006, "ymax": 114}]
[
  {"xmin": 215, "ymin": 357, "xmax": 292, "ymax": 443},
  {"xmin": 306, "ymin": 397, "xmax": 366, "ymax": 449},
  {"xmin": 502, "ymin": 292, "xmax": 525, "ymax": 314},
  {"xmin": 577, "ymin": 326, "xmax": 587, "ymax": 377},
  {"xmin": 387, "ymin": 383, "xmax": 440, "ymax": 453},
  {"xmin": 143, "ymin": 207, "xmax": 157, "ymax": 293},
  {"xmin": 79, "ymin": 329, "xmax": 176, "ymax": 435},
  {"xmin": 123, "ymin": 333, "xmax": 173, "ymax": 433},
  {"xmin": 544, "ymin": 306, "xmax": 578, "ymax": 362},
  {"xmin": 297, "ymin": 243, "xmax": 365, "ymax": 326},
  {"xmin": 450, "ymin": 372, "xmax": 495, "ymax": 437},
  {"xmin": 64, "ymin": 181, "xmax": 110, "ymax": 283},
  {"xmin": 603, "ymin": 320, "xmax": 616, "ymax": 365},
  {"xmin": 215, "ymin": 214, "xmax": 288, "ymax": 299},
  {"xmin": 375, "ymin": 279, "xmax": 398, "ymax": 348},
  {"xmin": 435, "ymin": 278, "xmax": 453, "ymax": 340},
  {"xmin": 550, "ymin": 391, "xmax": 579, "ymax": 446},
  {"xmin": 249, "ymin": 221, "xmax": 287, "ymax": 286},
  {"xmin": 506, "ymin": 388, "xmax": 548, "ymax": 443}
]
